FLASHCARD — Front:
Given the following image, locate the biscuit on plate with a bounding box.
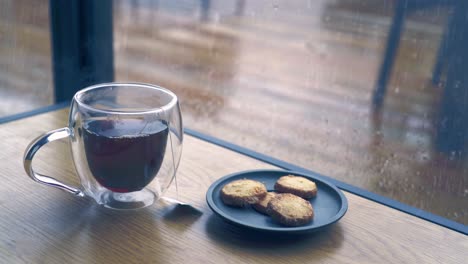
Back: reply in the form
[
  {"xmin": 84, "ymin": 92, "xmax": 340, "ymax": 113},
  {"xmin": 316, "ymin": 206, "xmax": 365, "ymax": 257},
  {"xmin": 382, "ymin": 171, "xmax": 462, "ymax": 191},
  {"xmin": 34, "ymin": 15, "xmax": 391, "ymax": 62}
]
[
  {"xmin": 220, "ymin": 179, "xmax": 267, "ymax": 207},
  {"xmin": 267, "ymin": 193, "xmax": 314, "ymax": 226},
  {"xmin": 274, "ymin": 175, "xmax": 317, "ymax": 199},
  {"xmin": 252, "ymin": 192, "xmax": 276, "ymax": 215}
]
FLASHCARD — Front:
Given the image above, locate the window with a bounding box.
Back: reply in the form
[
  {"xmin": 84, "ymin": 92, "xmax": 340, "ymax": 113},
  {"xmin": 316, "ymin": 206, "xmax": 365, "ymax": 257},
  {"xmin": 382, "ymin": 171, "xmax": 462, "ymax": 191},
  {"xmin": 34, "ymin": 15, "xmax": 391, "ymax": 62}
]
[{"xmin": 0, "ymin": 0, "xmax": 53, "ymax": 116}]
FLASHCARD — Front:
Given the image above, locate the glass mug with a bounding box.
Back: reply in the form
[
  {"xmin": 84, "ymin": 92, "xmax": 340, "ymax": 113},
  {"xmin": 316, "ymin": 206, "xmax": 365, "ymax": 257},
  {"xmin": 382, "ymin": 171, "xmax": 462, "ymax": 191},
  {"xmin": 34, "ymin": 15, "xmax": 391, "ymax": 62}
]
[{"xmin": 23, "ymin": 83, "xmax": 183, "ymax": 209}]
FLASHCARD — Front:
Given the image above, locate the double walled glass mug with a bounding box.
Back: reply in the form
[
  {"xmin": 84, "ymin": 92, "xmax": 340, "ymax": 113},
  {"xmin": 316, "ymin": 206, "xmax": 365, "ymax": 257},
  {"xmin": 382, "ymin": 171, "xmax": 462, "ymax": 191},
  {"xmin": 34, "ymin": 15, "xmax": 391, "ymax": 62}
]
[{"xmin": 23, "ymin": 83, "xmax": 183, "ymax": 209}]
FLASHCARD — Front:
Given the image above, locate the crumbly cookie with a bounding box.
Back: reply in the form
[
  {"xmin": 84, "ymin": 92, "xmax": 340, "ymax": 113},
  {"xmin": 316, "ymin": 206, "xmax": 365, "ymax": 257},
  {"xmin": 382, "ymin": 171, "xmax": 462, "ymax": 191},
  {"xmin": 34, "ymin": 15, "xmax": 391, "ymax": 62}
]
[
  {"xmin": 252, "ymin": 192, "xmax": 277, "ymax": 215},
  {"xmin": 274, "ymin": 175, "xmax": 317, "ymax": 199},
  {"xmin": 220, "ymin": 179, "xmax": 267, "ymax": 207},
  {"xmin": 267, "ymin": 193, "xmax": 314, "ymax": 226}
]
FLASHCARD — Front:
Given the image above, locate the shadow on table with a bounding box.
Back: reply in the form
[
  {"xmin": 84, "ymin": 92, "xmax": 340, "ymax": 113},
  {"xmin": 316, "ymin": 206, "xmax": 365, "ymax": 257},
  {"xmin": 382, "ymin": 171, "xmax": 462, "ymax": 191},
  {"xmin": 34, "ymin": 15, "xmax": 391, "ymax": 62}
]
[
  {"xmin": 16, "ymin": 197, "xmax": 167, "ymax": 263},
  {"xmin": 204, "ymin": 214, "xmax": 344, "ymax": 256},
  {"xmin": 160, "ymin": 203, "xmax": 203, "ymax": 228}
]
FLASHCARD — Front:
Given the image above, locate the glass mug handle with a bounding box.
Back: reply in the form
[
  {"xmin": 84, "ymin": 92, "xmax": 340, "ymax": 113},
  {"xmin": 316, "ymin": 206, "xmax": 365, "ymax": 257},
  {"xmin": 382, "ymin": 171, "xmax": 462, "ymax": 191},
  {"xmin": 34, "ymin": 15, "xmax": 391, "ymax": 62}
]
[{"xmin": 23, "ymin": 127, "xmax": 85, "ymax": 197}]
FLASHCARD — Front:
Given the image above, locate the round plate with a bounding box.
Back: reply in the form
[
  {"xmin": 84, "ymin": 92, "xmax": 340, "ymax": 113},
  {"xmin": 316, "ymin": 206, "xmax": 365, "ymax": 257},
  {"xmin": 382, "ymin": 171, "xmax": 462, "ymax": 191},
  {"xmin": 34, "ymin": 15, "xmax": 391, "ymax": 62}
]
[{"xmin": 206, "ymin": 169, "xmax": 348, "ymax": 234}]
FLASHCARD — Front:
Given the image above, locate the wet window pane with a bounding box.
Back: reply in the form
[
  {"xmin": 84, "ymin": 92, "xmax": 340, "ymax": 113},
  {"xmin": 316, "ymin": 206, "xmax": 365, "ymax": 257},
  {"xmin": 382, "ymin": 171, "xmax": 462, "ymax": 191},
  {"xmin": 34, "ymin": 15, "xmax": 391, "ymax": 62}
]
[{"xmin": 0, "ymin": 0, "xmax": 53, "ymax": 115}]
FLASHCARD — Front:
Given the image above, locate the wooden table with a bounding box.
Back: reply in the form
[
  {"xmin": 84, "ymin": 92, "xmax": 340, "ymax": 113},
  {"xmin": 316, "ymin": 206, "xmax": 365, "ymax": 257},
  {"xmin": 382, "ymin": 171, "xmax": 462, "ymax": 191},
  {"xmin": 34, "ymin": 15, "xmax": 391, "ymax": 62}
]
[{"xmin": 0, "ymin": 109, "xmax": 466, "ymax": 264}]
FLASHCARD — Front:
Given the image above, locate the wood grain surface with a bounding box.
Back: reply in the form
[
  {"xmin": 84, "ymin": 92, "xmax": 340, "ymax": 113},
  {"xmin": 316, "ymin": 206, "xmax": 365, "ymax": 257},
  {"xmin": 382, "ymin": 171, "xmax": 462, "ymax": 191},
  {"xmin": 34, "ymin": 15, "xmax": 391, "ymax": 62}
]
[{"xmin": 0, "ymin": 109, "xmax": 466, "ymax": 264}]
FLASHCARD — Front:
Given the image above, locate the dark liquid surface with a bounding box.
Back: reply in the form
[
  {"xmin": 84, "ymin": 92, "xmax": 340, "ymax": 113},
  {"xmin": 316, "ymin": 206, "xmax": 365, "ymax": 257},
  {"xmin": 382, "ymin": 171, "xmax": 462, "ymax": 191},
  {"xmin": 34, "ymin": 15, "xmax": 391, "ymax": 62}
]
[{"xmin": 83, "ymin": 119, "xmax": 169, "ymax": 193}]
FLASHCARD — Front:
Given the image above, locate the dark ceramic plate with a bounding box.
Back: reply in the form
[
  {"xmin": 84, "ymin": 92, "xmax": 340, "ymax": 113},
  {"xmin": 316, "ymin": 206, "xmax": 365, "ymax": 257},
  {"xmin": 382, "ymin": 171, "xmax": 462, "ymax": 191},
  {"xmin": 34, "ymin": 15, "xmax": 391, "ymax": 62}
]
[{"xmin": 206, "ymin": 169, "xmax": 348, "ymax": 234}]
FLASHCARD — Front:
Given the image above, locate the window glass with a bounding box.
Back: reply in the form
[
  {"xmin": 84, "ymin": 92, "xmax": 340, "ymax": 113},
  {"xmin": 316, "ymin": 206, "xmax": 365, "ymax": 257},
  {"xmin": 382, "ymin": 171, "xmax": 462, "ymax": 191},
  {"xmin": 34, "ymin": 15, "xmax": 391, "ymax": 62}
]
[{"xmin": 0, "ymin": 0, "xmax": 53, "ymax": 116}]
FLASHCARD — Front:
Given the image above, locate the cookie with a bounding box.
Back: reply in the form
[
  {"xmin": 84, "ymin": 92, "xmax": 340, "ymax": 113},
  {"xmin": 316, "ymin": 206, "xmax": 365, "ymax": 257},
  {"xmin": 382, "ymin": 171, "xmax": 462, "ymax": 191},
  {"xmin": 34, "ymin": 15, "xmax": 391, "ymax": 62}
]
[
  {"xmin": 220, "ymin": 179, "xmax": 267, "ymax": 207},
  {"xmin": 274, "ymin": 175, "xmax": 317, "ymax": 199},
  {"xmin": 267, "ymin": 193, "xmax": 314, "ymax": 226},
  {"xmin": 252, "ymin": 192, "xmax": 276, "ymax": 215}
]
